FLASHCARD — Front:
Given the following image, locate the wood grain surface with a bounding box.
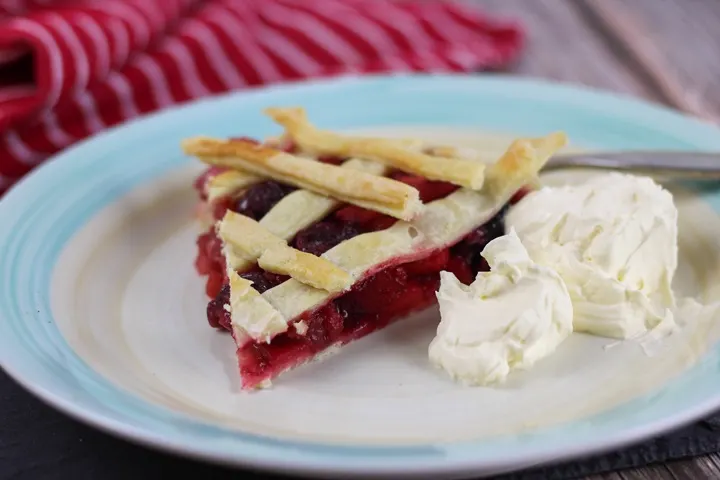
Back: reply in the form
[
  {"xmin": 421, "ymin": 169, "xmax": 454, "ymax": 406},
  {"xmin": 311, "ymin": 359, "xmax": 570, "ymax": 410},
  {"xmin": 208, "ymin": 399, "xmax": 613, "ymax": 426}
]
[
  {"xmin": 472, "ymin": 0, "xmax": 720, "ymax": 478},
  {"xmin": 477, "ymin": 0, "xmax": 720, "ymax": 121}
]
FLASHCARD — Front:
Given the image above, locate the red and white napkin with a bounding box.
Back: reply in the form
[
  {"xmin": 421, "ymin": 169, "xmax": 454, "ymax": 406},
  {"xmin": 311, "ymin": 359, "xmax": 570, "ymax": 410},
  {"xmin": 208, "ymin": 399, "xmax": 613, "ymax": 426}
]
[{"xmin": 0, "ymin": 0, "xmax": 524, "ymax": 195}]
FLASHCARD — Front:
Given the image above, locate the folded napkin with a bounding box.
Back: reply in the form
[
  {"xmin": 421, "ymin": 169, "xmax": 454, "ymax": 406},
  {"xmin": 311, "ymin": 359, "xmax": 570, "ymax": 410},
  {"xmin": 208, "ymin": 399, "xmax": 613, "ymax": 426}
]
[{"xmin": 0, "ymin": 0, "xmax": 523, "ymax": 195}]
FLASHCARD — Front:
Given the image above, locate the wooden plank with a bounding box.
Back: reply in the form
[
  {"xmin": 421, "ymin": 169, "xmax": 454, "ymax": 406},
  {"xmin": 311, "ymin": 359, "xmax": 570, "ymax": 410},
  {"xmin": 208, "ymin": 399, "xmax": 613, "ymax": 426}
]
[
  {"xmin": 583, "ymin": 463, "xmax": 679, "ymax": 480},
  {"xmin": 468, "ymin": 0, "xmax": 658, "ymax": 100},
  {"xmin": 611, "ymin": 0, "xmax": 720, "ymax": 119},
  {"xmin": 664, "ymin": 454, "xmax": 720, "ymax": 478},
  {"xmin": 470, "ymin": 0, "xmax": 720, "ymax": 121},
  {"xmin": 573, "ymin": 0, "xmax": 718, "ymax": 121}
]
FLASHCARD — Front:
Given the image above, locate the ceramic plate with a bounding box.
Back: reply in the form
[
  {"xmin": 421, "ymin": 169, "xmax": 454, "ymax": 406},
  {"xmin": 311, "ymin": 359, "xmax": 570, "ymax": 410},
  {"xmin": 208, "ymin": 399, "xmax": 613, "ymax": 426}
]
[{"xmin": 3, "ymin": 75, "xmax": 720, "ymax": 479}]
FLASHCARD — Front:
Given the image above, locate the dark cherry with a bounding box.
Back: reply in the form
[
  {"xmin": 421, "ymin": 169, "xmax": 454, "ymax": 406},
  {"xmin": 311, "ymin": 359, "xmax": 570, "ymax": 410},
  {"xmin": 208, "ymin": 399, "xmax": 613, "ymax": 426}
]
[
  {"xmin": 336, "ymin": 267, "xmax": 408, "ymax": 316},
  {"xmin": 304, "ymin": 303, "xmax": 344, "ymax": 347},
  {"xmin": 207, "ymin": 284, "xmax": 231, "ymax": 330},
  {"xmin": 449, "ymin": 206, "xmax": 508, "ymax": 271},
  {"xmin": 233, "ymin": 181, "xmax": 295, "ymax": 220},
  {"xmin": 241, "ymin": 343, "xmax": 271, "ymax": 375},
  {"xmin": 293, "ymin": 221, "xmax": 361, "ymax": 256},
  {"xmin": 445, "ymin": 255, "xmax": 475, "ymax": 285},
  {"xmin": 464, "ymin": 207, "xmax": 507, "ymax": 247},
  {"xmin": 239, "ymin": 270, "xmax": 287, "ymax": 293},
  {"xmin": 486, "ymin": 204, "xmax": 509, "ymax": 236}
]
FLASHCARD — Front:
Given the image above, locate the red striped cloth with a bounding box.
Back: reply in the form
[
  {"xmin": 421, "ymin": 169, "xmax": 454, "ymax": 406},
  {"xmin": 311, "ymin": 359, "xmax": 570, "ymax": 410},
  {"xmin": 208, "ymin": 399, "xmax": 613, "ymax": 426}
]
[{"xmin": 0, "ymin": 0, "xmax": 523, "ymax": 194}]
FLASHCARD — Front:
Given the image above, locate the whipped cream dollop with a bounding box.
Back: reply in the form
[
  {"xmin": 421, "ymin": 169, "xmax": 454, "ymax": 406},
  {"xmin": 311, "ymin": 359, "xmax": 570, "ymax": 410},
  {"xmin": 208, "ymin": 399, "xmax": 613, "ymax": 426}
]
[
  {"xmin": 429, "ymin": 230, "xmax": 574, "ymax": 386},
  {"xmin": 506, "ymin": 172, "xmax": 678, "ymax": 339}
]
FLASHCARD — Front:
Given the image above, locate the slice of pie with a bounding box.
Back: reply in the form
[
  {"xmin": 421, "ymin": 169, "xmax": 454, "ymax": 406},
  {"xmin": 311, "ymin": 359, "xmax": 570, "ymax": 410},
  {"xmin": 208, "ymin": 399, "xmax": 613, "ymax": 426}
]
[{"xmin": 184, "ymin": 107, "xmax": 567, "ymax": 390}]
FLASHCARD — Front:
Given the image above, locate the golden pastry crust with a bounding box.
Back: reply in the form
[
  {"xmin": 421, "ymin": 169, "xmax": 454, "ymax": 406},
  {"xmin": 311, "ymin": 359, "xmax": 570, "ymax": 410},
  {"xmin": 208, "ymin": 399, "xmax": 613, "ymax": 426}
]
[
  {"xmin": 264, "ymin": 107, "xmax": 486, "ymax": 189},
  {"xmin": 219, "ymin": 211, "xmax": 352, "ymax": 293},
  {"xmin": 257, "ymin": 157, "xmax": 390, "ymax": 239},
  {"xmin": 218, "ymin": 211, "xmax": 285, "ymax": 259},
  {"xmin": 259, "ymin": 246, "xmax": 351, "ymax": 293},
  {"xmin": 206, "ymin": 170, "xmax": 262, "ymax": 202},
  {"xmin": 228, "ymin": 270, "xmax": 288, "ymax": 342},
  {"xmin": 221, "ymin": 158, "xmax": 392, "ymax": 272},
  {"xmin": 182, "ymin": 137, "xmax": 422, "ymax": 221},
  {"xmin": 485, "ymin": 132, "xmax": 568, "ymax": 198}
]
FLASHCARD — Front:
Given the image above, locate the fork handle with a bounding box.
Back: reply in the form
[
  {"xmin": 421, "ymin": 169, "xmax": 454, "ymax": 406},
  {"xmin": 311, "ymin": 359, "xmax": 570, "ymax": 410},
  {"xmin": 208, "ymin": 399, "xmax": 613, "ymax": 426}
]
[{"xmin": 546, "ymin": 151, "xmax": 720, "ymax": 180}]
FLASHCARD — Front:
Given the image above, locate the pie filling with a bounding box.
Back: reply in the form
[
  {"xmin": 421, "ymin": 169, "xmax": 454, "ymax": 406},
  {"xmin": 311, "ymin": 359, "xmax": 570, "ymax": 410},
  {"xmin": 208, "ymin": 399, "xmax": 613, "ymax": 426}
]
[{"xmin": 194, "ymin": 150, "xmax": 527, "ymax": 389}]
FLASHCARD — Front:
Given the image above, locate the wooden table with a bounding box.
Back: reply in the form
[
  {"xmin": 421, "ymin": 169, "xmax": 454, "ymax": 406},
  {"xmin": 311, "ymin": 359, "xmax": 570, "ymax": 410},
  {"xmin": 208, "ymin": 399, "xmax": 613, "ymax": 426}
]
[{"xmin": 471, "ymin": 1, "xmax": 720, "ymax": 478}]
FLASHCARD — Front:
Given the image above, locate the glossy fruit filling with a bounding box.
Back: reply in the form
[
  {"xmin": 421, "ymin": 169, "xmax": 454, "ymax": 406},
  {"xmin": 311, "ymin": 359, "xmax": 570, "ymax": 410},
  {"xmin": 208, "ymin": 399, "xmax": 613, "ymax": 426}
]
[{"xmin": 193, "ymin": 142, "xmax": 528, "ymax": 387}]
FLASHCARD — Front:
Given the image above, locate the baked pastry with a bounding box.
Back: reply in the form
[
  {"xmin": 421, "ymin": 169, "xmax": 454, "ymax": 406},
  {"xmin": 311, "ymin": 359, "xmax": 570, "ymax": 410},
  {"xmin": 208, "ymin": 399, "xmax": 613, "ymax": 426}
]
[{"xmin": 184, "ymin": 107, "xmax": 567, "ymax": 389}]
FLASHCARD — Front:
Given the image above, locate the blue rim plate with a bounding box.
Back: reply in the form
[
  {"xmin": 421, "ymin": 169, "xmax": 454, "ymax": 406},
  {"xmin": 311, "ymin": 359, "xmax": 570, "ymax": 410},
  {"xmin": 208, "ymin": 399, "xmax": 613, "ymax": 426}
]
[{"xmin": 2, "ymin": 74, "xmax": 720, "ymax": 478}]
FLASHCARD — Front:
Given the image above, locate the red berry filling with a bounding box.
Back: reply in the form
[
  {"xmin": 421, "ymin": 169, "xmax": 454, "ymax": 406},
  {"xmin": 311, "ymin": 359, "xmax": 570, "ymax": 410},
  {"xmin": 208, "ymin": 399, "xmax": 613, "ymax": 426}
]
[
  {"xmin": 195, "ymin": 230, "xmax": 227, "ymax": 298},
  {"xmin": 207, "ymin": 284, "xmax": 231, "ymax": 329},
  {"xmin": 238, "ymin": 269, "xmax": 289, "ymax": 293},
  {"xmin": 233, "ymin": 181, "xmax": 296, "ymax": 220},
  {"xmin": 292, "ymin": 221, "xmax": 362, "ymax": 256},
  {"xmin": 390, "ymin": 172, "xmax": 460, "ymax": 202}
]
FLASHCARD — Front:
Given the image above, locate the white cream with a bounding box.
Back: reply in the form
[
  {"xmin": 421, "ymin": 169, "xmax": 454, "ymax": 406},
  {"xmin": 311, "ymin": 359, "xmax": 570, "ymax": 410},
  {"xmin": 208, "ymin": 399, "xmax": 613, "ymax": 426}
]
[
  {"xmin": 507, "ymin": 173, "xmax": 677, "ymax": 339},
  {"xmin": 429, "ymin": 230, "xmax": 574, "ymax": 386}
]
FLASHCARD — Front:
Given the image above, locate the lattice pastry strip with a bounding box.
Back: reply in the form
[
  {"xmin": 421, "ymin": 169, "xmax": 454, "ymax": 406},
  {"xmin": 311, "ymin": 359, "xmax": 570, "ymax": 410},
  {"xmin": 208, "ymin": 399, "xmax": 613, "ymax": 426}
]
[
  {"xmin": 256, "ymin": 157, "xmax": 388, "ymax": 239},
  {"xmin": 206, "ymin": 170, "xmax": 263, "ymax": 202},
  {"xmin": 264, "ymin": 107, "xmax": 486, "ymax": 189},
  {"xmin": 485, "ymin": 132, "xmax": 568, "ymax": 197},
  {"xmin": 228, "ymin": 270, "xmax": 287, "ymax": 342},
  {"xmin": 182, "ymin": 137, "xmax": 422, "ymax": 221},
  {"xmin": 219, "ymin": 211, "xmax": 352, "ymax": 293}
]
